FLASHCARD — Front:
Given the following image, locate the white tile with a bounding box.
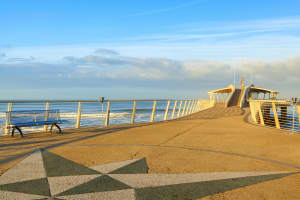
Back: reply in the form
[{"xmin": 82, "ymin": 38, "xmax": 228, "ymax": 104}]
[
  {"xmin": 90, "ymin": 158, "xmax": 141, "ymax": 174},
  {"xmin": 48, "ymin": 175, "xmax": 101, "ymax": 196},
  {"xmin": 0, "ymin": 150, "xmax": 46, "ymax": 185},
  {"xmin": 60, "ymin": 189, "xmax": 136, "ymax": 200}
]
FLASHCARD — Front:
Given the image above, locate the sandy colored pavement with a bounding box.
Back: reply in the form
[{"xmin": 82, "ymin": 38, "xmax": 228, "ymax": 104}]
[{"xmin": 0, "ymin": 104, "xmax": 300, "ymax": 199}]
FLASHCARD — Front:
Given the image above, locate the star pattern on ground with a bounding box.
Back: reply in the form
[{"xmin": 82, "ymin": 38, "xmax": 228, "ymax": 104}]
[{"xmin": 0, "ymin": 149, "xmax": 297, "ymax": 200}]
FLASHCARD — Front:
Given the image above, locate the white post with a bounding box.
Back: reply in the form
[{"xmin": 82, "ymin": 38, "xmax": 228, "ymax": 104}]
[
  {"xmin": 131, "ymin": 100, "xmax": 137, "ymax": 124},
  {"xmin": 150, "ymin": 100, "xmax": 157, "ymax": 122},
  {"xmin": 105, "ymin": 101, "xmax": 111, "ymax": 127},
  {"xmin": 192, "ymin": 100, "xmax": 196, "ymax": 112},
  {"xmin": 177, "ymin": 101, "xmax": 183, "ymax": 118},
  {"xmin": 196, "ymin": 100, "xmax": 200, "ymax": 111},
  {"xmin": 272, "ymin": 103, "xmax": 280, "ymax": 129},
  {"xmin": 189, "ymin": 100, "xmax": 194, "ymax": 114},
  {"xmin": 185, "ymin": 100, "xmax": 191, "ymax": 115},
  {"xmin": 258, "ymin": 102, "xmax": 265, "ymax": 126},
  {"xmin": 164, "ymin": 100, "xmax": 170, "ymax": 120},
  {"xmin": 182, "ymin": 100, "xmax": 187, "ymax": 116},
  {"xmin": 5, "ymin": 103, "xmax": 13, "ymax": 135},
  {"xmin": 194, "ymin": 100, "xmax": 199, "ymax": 112},
  {"xmin": 171, "ymin": 100, "xmax": 178, "ymax": 119},
  {"xmin": 189, "ymin": 100, "xmax": 195, "ymax": 114},
  {"xmin": 43, "ymin": 102, "xmax": 50, "ymax": 132},
  {"xmin": 76, "ymin": 102, "xmax": 82, "ymax": 128},
  {"xmin": 297, "ymin": 105, "xmax": 300, "ymax": 124}
]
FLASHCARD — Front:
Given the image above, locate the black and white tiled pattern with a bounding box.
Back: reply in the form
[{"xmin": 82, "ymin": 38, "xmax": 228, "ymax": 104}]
[{"xmin": 0, "ymin": 149, "xmax": 297, "ymax": 200}]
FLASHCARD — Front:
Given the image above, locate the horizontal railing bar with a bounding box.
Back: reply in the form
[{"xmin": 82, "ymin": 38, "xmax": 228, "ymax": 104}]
[{"xmin": 0, "ymin": 99, "xmax": 194, "ymax": 104}]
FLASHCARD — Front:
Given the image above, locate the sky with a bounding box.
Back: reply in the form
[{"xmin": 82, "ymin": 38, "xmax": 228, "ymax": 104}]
[{"xmin": 1, "ymin": 0, "xmax": 300, "ymax": 99}]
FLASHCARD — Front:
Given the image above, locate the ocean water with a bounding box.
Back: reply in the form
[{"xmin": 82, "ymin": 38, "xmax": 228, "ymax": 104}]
[{"xmin": 0, "ymin": 101, "xmax": 183, "ymax": 135}]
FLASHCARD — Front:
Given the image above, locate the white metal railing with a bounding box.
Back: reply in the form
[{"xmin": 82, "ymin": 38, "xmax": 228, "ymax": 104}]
[
  {"xmin": 0, "ymin": 99, "xmax": 214, "ymax": 135},
  {"xmin": 249, "ymin": 99, "xmax": 300, "ymax": 134}
]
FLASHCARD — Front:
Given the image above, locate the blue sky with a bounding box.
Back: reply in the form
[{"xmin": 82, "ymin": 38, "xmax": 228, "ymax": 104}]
[{"xmin": 1, "ymin": 0, "xmax": 300, "ymax": 99}]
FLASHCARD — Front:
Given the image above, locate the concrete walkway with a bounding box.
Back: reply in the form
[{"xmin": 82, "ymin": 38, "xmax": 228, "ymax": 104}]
[{"xmin": 0, "ymin": 104, "xmax": 300, "ymax": 199}]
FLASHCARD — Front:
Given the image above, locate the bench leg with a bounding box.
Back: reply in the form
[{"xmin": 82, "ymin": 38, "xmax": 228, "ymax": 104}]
[
  {"xmin": 50, "ymin": 124, "xmax": 62, "ymax": 134},
  {"xmin": 12, "ymin": 127, "xmax": 24, "ymax": 138}
]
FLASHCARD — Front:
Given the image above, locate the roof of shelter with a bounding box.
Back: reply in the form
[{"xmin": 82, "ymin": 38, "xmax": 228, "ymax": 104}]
[{"xmin": 249, "ymin": 86, "xmax": 279, "ymax": 94}]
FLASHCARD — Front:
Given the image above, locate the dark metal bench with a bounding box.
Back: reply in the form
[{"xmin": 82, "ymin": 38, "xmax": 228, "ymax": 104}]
[{"xmin": 6, "ymin": 109, "xmax": 64, "ymax": 137}]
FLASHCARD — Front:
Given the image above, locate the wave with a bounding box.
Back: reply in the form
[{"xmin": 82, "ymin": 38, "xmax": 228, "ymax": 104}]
[{"xmin": 61, "ymin": 112, "xmax": 133, "ymax": 119}]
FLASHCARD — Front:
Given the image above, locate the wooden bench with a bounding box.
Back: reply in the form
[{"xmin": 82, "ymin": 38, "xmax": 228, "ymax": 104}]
[{"xmin": 6, "ymin": 109, "xmax": 64, "ymax": 137}]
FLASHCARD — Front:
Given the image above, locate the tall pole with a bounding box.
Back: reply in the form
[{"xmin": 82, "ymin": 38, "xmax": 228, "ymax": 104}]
[{"xmin": 233, "ymin": 69, "xmax": 236, "ymax": 87}]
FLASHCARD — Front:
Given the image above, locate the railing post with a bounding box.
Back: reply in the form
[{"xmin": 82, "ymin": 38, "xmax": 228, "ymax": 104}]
[
  {"xmin": 258, "ymin": 102, "xmax": 265, "ymax": 126},
  {"xmin": 177, "ymin": 101, "xmax": 183, "ymax": 118},
  {"xmin": 272, "ymin": 103, "xmax": 280, "ymax": 129},
  {"xmin": 43, "ymin": 102, "xmax": 50, "ymax": 132},
  {"xmin": 5, "ymin": 103, "xmax": 13, "ymax": 135},
  {"xmin": 191, "ymin": 100, "xmax": 195, "ymax": 113},
  {"xmin": 185, "ymin": 100, "xmax": 191, "ymax": 115},
  {"xmin": 189, "ymin": 100, "xmax": 195, "ymax": 114},
  {"xmin": 181, "ymin": 100, "xmax": 187, "ymax": 116},
  {"xmin": 163, "ymin": 100, "xmax": 170, "ymax": 120},
  {"xmin": 297, "ymin": 105, "xmax": 300, "ymax": 124},
  {"xmin": 193, "ymin": 100, "xmax": 197, "ymax": 112},
  {"xmin": 196, "ymin": 100, "xmax": 200, "ymax": 111},
  {"xmin": 150, "ymin": 100, "xmax": 157, "ymax": 122},
  {"xmin": 131, "ymin": 100, "xmax": 137, "ymax": 124},
  {"xmin": 76, "ymin": 102, "xmax": 82, "ymax": 128},
  {"xmin": 171, "ymin": 100, "xmax": 177, "ymax": 119},
  {"xmin": 188, "ymin": 100, "xmax": 192, "ymax": 114},
  {"xmin": 195, "ymin": 100, "xmax": 199, "ymax": 112},
  {"xmin": 105, "ymin": 101, "xmax": 111, "ymax": 127}
]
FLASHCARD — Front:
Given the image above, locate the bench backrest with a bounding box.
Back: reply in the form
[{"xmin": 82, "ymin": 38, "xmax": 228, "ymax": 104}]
[{"xmin": 6, "ymin": 110, "xmax": 61, "ymax": 125}]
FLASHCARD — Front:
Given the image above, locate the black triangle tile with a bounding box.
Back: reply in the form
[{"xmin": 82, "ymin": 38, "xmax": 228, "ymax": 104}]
[
  {"xmin": 57, "ymin": 175, "xmax": 132, "ymax": 196},
  {"xmin": 109, "ymin": 158, "xmax": 149, "ymax": 174},
  {"xmin": 135, "ymin": 172, "xmax": 297, "ymax": 200},
  {"xmin": 42, "ymin": 150, "xmax": 100, "ymax": 177},
  {"xmin": 0, "ymin": 178, "xmax": 50, "ymax": 197}
]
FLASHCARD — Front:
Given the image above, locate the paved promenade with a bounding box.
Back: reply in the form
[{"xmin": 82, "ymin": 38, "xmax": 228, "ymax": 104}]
[{"xmin": 0, "ymin": 104, "xmax": 299, "ymax": 199}]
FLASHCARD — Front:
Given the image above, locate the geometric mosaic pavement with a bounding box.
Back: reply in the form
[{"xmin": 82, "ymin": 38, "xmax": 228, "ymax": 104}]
[{"xmin": 0, "ymin": 149, "xmax": 298, "ymax": 200}]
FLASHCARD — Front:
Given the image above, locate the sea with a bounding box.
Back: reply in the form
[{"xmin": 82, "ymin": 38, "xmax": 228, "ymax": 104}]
[{"xmin": 0, "ymin": 100, "xmax": 181, "ymax": 135}]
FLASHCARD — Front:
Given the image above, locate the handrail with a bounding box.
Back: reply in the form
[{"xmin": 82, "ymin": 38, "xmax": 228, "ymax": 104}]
[
  {"xmin": 249, "ymin": 99, "xmax": 299, "ymax": 134},
  {"xmin": 0, "ymin": 99, "xmax": 192, "ymax": 103},
  {"xmin": 0, "ymin": 98, "xmax": 214, "ymax": 136}
]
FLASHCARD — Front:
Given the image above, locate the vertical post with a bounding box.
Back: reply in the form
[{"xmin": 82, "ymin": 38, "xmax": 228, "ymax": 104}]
[
  {"xmin": 191, "ymin": 100, "xmax": 195, "ymax": 113},
  {"xmin": 272, "ymin": 103, "xmax": 280, "ymax": 129},
  {"xmin": 190, "ymin": 100, "xmax": 195, "ymax": 114},
  {"xmin": 188, "ymin": 100, "xmax": 193, "ymax": 114},
  {"xmin": 131, "ymin": 100, "xmax": 137, "ymax": 124},
  {"xmin": 196, "ymin": 100, "xmax": 200, "ymax": 111},
  {"xmin": 163, "ymin": 100, "xmax": 170, "ymax": 120},
  {"xmin": 76, "ymin": 102, "xmax": 82, "ymax": 128},
  {"xmin": 171, "ymin": 100, "xmax": 177, "ymax": 119},
  {"xmin": 192, "ymin": 100, "xmax": 197, "ymax": 113},
  {"xmin": 5, "ymin": 103, "xmax": 13, "ymax": 135},
  {"xmin": 105, "ymin": 101, "xmax": 111, "ymax": 127},
  {"xmin": 150, "ymin": 100, "xmax": 157, "ymax": 122},
  {"xmin": 185, "ymin": 100, "xmax": 191, "ymax": 115},
  {"xmin": 177, "ymin": 101, "xmax": 183, "ymax": 118},
  {"xmin": 258, "ymin": 102, "xmax": 265, "ymax": 126},
  {"xmin": 249, "ymin": 101, "xmax": 257, "ymax": 123},
  {"xmin": 181, "ymin": 100, "xmax": 187, "ymax": 117},
  {"xmin": 194, "ymin": 100, "xmax": 198, "ymax": 112},
  {"xmin": 297, "ymin": 105, "xmax": 300, "ymax": 124},
  {"xmin": 43, "ymin": 102, "xmax": 50, "ymax": 132}
]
